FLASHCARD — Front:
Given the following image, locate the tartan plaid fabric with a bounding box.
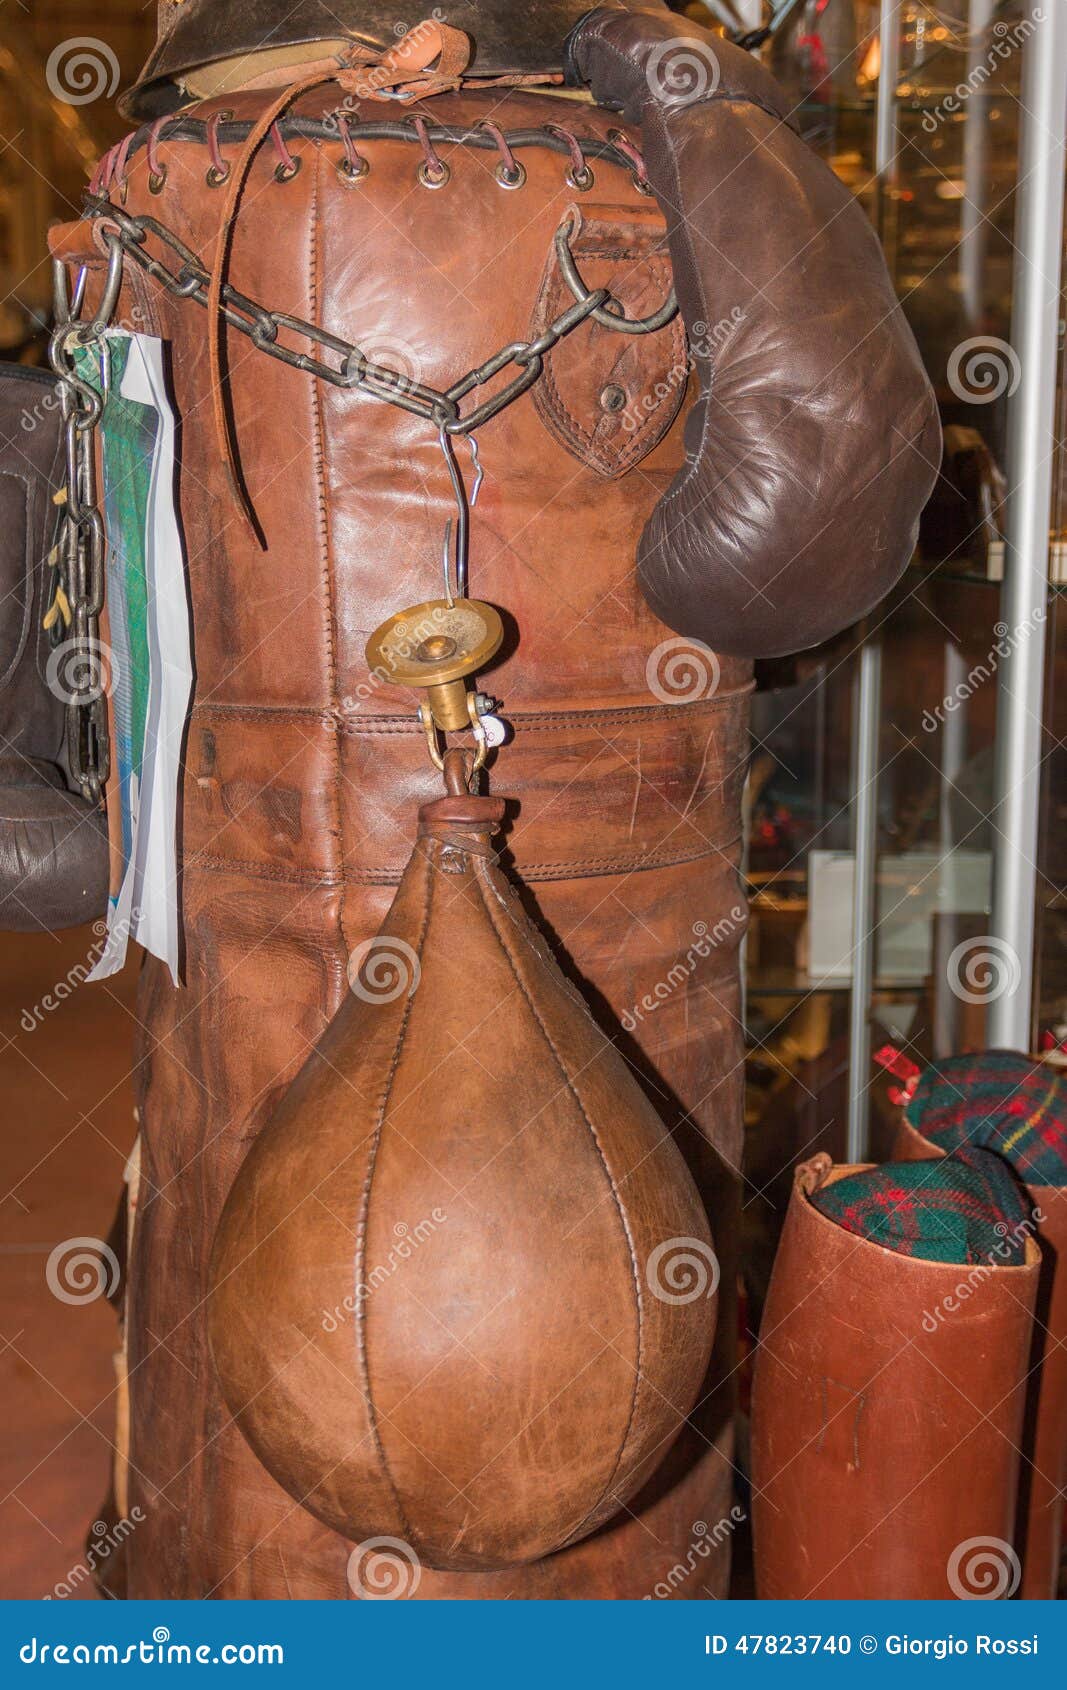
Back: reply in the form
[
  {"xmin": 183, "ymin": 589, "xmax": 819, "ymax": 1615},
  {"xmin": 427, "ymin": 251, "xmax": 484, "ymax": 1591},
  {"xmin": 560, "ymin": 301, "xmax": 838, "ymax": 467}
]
[
  {"xmin": 905, "ymin": 1050, "xmax": 1067, "ymax": 1186},
  {"xmin": 810, "ymin": 1149, "xmax": 1031, "ymax": 1266}
]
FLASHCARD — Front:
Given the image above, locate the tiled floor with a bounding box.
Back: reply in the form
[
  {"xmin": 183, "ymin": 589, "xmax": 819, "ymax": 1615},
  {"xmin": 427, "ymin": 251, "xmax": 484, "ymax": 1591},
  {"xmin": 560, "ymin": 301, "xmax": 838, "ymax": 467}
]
[{"xmin": 0, "ymin": 926, "xmax": 140, "ymax": 1600}]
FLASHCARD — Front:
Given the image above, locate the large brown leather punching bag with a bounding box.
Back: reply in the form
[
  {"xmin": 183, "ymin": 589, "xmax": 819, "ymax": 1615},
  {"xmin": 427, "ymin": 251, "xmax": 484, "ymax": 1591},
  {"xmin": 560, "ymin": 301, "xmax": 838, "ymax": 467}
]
[{"xmin": 210, "ymin": 781, "xmax": 717, "ymax": 1570}]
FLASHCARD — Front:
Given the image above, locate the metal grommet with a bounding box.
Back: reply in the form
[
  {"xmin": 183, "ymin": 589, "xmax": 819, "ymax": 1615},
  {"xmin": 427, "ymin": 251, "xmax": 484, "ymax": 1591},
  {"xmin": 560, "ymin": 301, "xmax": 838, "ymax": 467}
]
[
  {"xmin": 495, "ymin": 160, "xmax": 526, "ymax": 191},
  {"xmin": 337, "ymin": 157, "xmax": 370, "ymax": 186},
  {"xmin": 148, "ymin": 167, "xmax": 168, "ymax": 196},
  {"xmin": 600, "ymin": 384, "xmax": 627, "ymax": 414},
  {"xmin": 205, "ymin": 164, "xmax": 230, "ymax": 189},
  {"xmin": 633, "ymin": 176, "xmax": 654, "ymax": 197},
  {"xmin": 566, "ymin": 165, "xmax": 594, "ymax": 192},
  {"xmin": 417, "ymin": 159, "xmax": 451, "ymax": 190},
  {"xmin": 274, "ymin": 157, "xmax": 302, "ymax": 184}
]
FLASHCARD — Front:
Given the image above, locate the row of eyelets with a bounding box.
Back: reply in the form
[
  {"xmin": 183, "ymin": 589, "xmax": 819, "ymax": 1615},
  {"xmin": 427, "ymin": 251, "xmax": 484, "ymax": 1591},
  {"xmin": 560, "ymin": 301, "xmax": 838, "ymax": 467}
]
[
  {"xmin": 477, "ymin": 120, "xmax": 526, "ymax": 190},
  {"xmin": 336, "ymin": 112, "xmax": 370, "ymax": 185},
  {"xmin": 412, "ymin": 116, "xmax": 450, "ymax": 189},
  {"xmin": 270, "ymin": 121, "xmax": 301, "ymax": 183},
  {"xmin": 543, "ymin": 124, "xmax": 594, "ymax": 192},
  {"xmin": 205, "ymin": 110, "xmax": 232, "ymax": 187},
  {"xmin": 146, "ymin": 116, "xmax": 169, "ymax": 195}
]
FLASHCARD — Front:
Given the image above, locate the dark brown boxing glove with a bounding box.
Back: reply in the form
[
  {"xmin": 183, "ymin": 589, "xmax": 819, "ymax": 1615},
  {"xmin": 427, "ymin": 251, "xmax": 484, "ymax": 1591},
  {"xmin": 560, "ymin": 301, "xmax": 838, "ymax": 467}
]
[
  {"xmin": 566, "ymin": 8, "xmax": 941, "ymax": 657},
  {"xmin": 0, "ymin": 364, "xmax": 109, "ymax": 932}
]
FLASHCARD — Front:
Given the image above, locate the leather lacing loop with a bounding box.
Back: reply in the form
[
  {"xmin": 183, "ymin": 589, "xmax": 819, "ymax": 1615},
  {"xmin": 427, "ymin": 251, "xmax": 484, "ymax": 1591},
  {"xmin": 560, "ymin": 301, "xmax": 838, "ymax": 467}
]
[
  {"xmin": 544, "ymin": 123, "xmax": 593, "ymax": 192},
  {"xmin": 478, "ymin": 120, "xmax": 525, "ymax": 190},
  {"xmin": 412, "ymin": 116, "xmax": 450, "ymax": 188},
  {"xmin": 146, "ymin": 116, "xmax": 169, "ymax": 195},
  {"xmin": 205, "ymin": 111, "xmax": 232, "ymax": 187},
  {"xmin": 336, "ymin": 112, "xmax": 370, "ymax": 184},
  {"xmin": 92, "ymin": 134, "xmax": 134, "ymax": 204},
  {"xmin": 607, "ymin": 129, "xmax": 652, "ymax": 195},
  {"xmin": 270, "ymin": 122, "xmax": 301, "ymax": 182}
]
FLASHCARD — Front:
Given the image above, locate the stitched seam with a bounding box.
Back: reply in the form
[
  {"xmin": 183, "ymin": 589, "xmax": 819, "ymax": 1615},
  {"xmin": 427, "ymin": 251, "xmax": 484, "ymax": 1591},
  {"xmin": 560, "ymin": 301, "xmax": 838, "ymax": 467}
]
[
  {"xmin": 308, "ymin": 151, "xmax": 353, "ymax": 968},
  {"xmin": 184, "ymin": 853, "xmax": 339, "ymax": 884},
  {"xmin": 353, "ymin": 852, "xmax": 434, "ymax": 1546},
  {"xmin": 472, "ymin": 860, "xmax": 644, "ymax": 1520},
  {"xmin": 341, "ymin": 689, "xmax": 753, "ymax": 734}
]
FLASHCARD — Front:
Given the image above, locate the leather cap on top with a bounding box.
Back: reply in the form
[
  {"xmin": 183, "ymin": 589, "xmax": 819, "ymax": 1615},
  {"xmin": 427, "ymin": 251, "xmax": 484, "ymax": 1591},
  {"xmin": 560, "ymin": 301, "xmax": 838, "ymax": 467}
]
[{"xmin": 122, "ymin": 0, "xmax": 664, "ymax": 116}]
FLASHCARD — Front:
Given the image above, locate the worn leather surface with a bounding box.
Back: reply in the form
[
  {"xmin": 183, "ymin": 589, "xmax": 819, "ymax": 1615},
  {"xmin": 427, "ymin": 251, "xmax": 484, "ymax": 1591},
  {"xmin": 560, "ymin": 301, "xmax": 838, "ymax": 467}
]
[
  {"xmin": 894, "ymin": 1116, "xmax": 1067, "ymax": 1600},
  {"xmin": 56, "ymin": 82, "xmax": 753, "ymax": 1599},
  {"xmin": 567, "ymin": 9, "xmax": 941, "ymax": 656},
  {"xmin": 126, "ymin": 0, "xmax": 650, "ymax": 116},
  {"xmin": 210, "ymin": 789, "xmax": 716, "ymax": 1570},
  {"xmin": 750, "ymin": 1155, "xmax": 1039, "ymax": 1600},
  {"xmin": 0, "ymin": 366, "xmax": 109, "ymax": 932},
  {"xmin": 56, "ymin": 15, "xmax": 935, "ymax": 1589}
]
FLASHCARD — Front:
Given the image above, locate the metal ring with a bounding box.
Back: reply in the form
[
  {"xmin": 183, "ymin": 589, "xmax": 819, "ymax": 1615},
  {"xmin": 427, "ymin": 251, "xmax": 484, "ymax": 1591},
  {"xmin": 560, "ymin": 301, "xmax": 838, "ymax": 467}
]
[
  {"xmin": 274, "ymin": 157, "xmax": 302, "ymax": 184},
  {"xmin": 417, "ymin": 159, "xmax": 451, "ymax": 190},
  {"xmin": 148, "ymin": 167, "xmax": 168, "ymax": 196},
  {"xmin": 495, "ymin": 161, "xmax": 526, "ymax": 191},
  {"xmin": 337, "ymin": 157, "xmax": 370, "ymax": 186},
  {"xmin": 206, "ymin": 164, "xmax": 230, "ymax": 189},
  {"xmin": 566, "ymin": 166, "xmax": 594, "ymax": 192}
]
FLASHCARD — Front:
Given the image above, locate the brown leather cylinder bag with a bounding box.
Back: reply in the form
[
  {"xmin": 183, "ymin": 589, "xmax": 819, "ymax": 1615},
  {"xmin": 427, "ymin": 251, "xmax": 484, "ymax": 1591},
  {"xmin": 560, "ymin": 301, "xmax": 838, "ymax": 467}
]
[
  {"xmin": 751, "ymin": 1155, "xmax": 1040, "ymax": 1600},
  {"xmin": 895, "ymin": 1114, "xmax": 1067, "ymax": 1599}
]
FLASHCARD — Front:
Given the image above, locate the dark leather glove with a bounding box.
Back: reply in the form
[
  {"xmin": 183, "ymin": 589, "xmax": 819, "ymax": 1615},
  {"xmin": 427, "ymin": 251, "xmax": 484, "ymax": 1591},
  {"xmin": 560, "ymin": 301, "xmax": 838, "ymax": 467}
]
[
  {"xmin": 566, "ymin": 8, "xmax": 941, "ymax": 657},
  {"xmin": 0, "ymin": 364, "xmax": 109, "ymax": 932}
]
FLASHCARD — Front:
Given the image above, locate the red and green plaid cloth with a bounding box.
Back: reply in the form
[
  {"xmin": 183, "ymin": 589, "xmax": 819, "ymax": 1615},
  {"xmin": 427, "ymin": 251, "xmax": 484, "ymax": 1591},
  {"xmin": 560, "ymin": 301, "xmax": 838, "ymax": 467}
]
[
  {"xmin": 810, "ymin": 1148, "xmax": 1031, "ymax": 1266},
  {"xmin": 905, "ymin": 1050, "xmax": 1067, "ymax": 1187}
]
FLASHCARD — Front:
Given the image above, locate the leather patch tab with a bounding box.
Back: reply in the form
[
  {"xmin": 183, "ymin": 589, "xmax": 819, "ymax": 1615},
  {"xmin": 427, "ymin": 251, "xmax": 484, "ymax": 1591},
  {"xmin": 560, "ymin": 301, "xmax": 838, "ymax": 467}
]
[{"xmin": 530, "ymin": 202, "xmax": 687, "ymax": 479}]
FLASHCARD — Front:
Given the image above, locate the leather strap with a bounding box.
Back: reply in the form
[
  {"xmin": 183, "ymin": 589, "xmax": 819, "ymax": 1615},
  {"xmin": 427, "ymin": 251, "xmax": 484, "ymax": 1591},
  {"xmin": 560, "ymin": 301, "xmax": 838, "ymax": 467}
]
[{"xmin": 206, "ymin": 21, "xmax": 475, "ymax": 538}]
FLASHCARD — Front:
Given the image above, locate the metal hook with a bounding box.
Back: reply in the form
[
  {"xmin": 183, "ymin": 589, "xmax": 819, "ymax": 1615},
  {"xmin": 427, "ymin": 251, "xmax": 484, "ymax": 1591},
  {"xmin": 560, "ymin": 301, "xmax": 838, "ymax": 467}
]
[{"xmin": 438, "ymin": 426, "xmax": 484, "ymax": 605}]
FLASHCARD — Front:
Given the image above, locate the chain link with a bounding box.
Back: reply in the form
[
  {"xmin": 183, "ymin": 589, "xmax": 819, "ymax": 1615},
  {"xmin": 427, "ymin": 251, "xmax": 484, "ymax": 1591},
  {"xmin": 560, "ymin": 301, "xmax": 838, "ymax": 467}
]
[
  {"xmin": 82, "ymin": 195, "xmax": 677, "ymax": 437},
  {"xmin": 47, "ymin": 246, "xmax": 123, "ymax": 804},
  {"xmin": 46, "ymin": 194, "xmax": 677, "ymax": 802}
]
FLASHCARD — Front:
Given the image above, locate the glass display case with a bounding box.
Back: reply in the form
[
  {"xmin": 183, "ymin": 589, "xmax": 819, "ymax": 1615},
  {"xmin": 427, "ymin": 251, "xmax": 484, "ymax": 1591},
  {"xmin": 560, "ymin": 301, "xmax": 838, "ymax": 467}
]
[{"xmin": 742, "ymin": 1, "xmax": 1064, "ymax": 1198}]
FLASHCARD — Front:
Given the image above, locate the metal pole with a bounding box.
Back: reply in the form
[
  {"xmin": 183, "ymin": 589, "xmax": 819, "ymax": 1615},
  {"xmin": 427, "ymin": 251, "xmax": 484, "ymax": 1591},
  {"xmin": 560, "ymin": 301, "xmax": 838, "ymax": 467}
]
[
  {"xmin": 846, "ymin": 0, "xmax": 899, "ymax": 1162},
  {"xmin": 988, "ymin": 6, "xmax": 1067, "ymax": 1050}
]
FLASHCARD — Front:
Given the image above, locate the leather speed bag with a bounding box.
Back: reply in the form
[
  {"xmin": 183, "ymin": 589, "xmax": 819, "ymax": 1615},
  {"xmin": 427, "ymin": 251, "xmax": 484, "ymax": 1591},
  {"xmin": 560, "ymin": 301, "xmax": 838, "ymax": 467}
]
[{"xmin": 209, "ymin": 789, "xmax": 716, "ymax": 1571}]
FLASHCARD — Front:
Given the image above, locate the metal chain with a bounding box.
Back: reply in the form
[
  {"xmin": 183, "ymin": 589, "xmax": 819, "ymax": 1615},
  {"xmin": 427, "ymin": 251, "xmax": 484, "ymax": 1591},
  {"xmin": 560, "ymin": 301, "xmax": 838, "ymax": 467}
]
[
  {"xmin": 82, "ymin": 195, "xmax": 677, "ymax": 438},
  {"xmin": 47, "ymin": 193, "xmax": 676, "ymax": 801},
  {"xmin": 46, "ymin": 240, "xmax": 125, "ymax": 803}
]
